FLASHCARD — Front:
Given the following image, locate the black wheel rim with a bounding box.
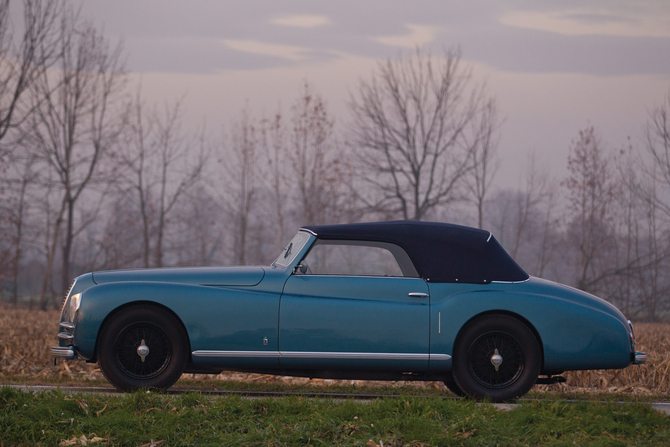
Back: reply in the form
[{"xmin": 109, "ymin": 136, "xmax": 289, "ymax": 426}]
[
  {"xmin": 468, "ymin": 331, "xmax": 524, "ymax": 389},
  {"xmin": 114, "ymin": 322, "xmax": 172, "ymax": 380}
]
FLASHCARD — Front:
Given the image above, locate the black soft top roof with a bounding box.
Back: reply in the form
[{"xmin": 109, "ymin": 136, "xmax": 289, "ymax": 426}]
[{"xmin": 301, "ymin": 221, "xmax": 528, "ymax": 284}]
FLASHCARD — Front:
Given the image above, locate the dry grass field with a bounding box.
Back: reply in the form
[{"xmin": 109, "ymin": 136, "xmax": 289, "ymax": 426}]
[{"xmin": 1, "ymin": 304, "xmax": 668, "ymax": 395}]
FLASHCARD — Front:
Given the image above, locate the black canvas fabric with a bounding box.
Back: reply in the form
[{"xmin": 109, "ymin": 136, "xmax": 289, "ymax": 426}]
[{"xmin": 301, "ymin": 221, "xmax": 529, "ymax": 284}]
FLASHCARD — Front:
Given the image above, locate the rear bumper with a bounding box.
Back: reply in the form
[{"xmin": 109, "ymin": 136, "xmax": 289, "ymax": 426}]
[
  {"xmin": 51, "ymin": 346, "xmax": 75, "ymax": 360},
  {"xmin": 633, "ymin": 351, "xmax": 647, "ymax": 365}
]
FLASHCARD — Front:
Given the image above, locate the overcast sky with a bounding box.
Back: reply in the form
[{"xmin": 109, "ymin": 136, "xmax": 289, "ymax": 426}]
[{"xmin": 78, "ymin": 0, "xmax": 670, "ymax": 189}]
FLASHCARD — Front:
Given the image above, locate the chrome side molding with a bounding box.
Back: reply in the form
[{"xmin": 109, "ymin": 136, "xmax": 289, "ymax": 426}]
[
  {"xmin": 192, "ymin": 350, "xmax": 451, "ymax": 361},
  {"xmin": 192, "ymin": 350, "xmax": 281, "ymax": 358}
]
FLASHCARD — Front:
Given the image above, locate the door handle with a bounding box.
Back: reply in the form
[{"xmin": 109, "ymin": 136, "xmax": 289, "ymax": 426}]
[{"xmin": 408, "ymin": 292, "xmax": 428, "ymax": 298}]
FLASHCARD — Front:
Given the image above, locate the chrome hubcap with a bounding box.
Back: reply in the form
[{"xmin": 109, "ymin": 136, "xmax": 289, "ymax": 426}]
[
  {"xmin": 137, "ymin": 339, "xmax": 150, "ymax": 363},
  {"xmin": 490, "ymin": 348, "xmax": 503, "ymax": 371}
]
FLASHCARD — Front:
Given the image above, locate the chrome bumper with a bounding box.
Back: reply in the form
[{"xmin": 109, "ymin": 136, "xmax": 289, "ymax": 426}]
[
  {"xmin": 633, "ymin": 351, "xmax": 647, "ymax": 365},
  {"xmin": 51, "ymin": 346, "xmax": 75, "ymax": 360}
]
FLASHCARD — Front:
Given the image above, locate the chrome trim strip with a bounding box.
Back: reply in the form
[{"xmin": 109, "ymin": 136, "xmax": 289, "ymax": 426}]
[
  {"xmin": 490, "ymin": 277, "xmax": 531, "ymax": 284},
  {"xmin": 192, "ymin": 350, "xmax": 281, "ymax": 358},
  {"xmin": 61, "ymin": 279, "xmax": 77, "ymax": 314},
  {"xmin": 192, "ymin": 350, "xmax": 451, "ymax": 361},
  {"xmin": 57, "ymin": 332, "xmax": 74, "ymax": 340},
  {"xmin": 300, "ymin": 228, "xmax": 317, "ymax": 237},
  {"xmin": 59, "ymin": 322, "xmax": 75, "ymax": 330},
  {"xmin": 438, "ymin": 311, "xmax": 441, "ymax": 334},
  {"xmin": 408, "ymin": 292, "xmax": 428, "ymax": 298},
  {"xmin": 51, "ymin": 346, "xmax": 75, "ymax": 359},
  {"xmin": 281, "ymin": 351, "xmax": 427, "ymax": 360},
  {"xmin": 303, "ymin": 274, "xmax": 420, "ymax": 280},
  {"xmin": 628, "ymin": 320, "xmax": 636, "ymax": 346},
  {"xmin": 487, "ymin": 232, "xmax": 492, "ymax": 242}
]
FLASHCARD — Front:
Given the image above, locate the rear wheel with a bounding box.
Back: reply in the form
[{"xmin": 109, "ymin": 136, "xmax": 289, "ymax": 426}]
[
  {"xmin": 452, "ymin": 314, "xmax": 541, "ymax": 402},
  {"xmin": 98, "ymin": 305, "xmax": 189, "ymax": 392}
]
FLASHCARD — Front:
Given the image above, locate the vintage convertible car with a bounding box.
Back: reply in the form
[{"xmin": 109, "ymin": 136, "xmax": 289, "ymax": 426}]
[{"xmin": 52, "ymin": 221, "xmax": 646, "ymax": 401}]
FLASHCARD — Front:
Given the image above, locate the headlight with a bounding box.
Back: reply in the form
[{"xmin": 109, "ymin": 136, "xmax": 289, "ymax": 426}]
[{"xmin": 69, "ymin": 293, "xmax": 81, "ymax": 316}]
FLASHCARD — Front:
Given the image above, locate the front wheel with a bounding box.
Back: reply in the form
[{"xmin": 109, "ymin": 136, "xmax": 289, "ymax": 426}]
[
  {"xmin": 452, "ymin": 314, "xmax": 541, "ymax": 402},
  {"xmin": 98, "ymin": 305, "xmax": 189, "ymax": 392}
]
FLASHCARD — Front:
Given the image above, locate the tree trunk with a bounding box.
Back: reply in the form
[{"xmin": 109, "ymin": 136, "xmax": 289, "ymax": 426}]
[
  {"xmin": 61, "ymin": 196, "xmax": 74, "ymax": 296},
  {"xmin": 39, "ymin": 197, "xmax": 66, "ymax": 311}
]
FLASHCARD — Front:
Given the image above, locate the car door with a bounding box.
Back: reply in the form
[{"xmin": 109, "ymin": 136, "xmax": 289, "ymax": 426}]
[{"xmin": 278, "ymin": 240, "xmax": 430, "ymax": 371}]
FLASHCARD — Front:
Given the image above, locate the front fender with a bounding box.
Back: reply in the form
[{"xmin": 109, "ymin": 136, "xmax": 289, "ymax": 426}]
[
  {"xmin": 430, "ymin": 287, "xmax": 632, "ymax": 372},
  {"xmin": 74, "ymin": 281, "xmax": 280, "ymax": 361}
]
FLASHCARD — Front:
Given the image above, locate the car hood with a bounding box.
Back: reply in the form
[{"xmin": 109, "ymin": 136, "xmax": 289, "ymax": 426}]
[{"xmin": 92, "ymin": 266, "xmax": 265, "ymax": 287}]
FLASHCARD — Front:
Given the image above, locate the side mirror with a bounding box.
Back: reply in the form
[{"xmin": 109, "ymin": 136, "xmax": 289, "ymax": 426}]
[{"xmin": 293, "ymin": 260, "xmax": 308, "ymax": 274}]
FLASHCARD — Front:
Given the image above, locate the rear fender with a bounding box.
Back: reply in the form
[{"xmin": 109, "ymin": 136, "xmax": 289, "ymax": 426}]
[{"xmin": 430, "ymin": 289, "xmax": 631, "ymax": 372}]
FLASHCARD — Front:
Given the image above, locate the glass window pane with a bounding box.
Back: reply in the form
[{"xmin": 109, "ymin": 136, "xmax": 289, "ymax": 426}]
[{"xmin": 304, "ymin": 242, "xmax": 404, "ymax": 276}]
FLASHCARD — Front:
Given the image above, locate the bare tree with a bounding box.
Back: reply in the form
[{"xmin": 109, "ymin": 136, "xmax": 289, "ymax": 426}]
[
  {"xmin": 119, "ymin": 96, "xmax": 207, "ymax": 268},
  {"xmin": 485, "ymin": 152, "xmax": 559, "ymax": 278},
  {"xmin": 348, "ymin": 48, "xmax": 497, "ymax": 221},
  {"xmin": 117, "ymin": 90, "xmax": 156, "ymax": 267},
  {"xmin": 564, "ymin": 126, "xmax": 617, "ymax": 293},
  {"xmin": 0, "ymin": 0, "xmax": 61, "ymax": 151},
  {"xmin": 640, "ymin": 93, "xmax": 670, "ymax": 319},
  {"xmin": 222, "ymin": 107, "xmax": 259, "ymax": 265},
  {"xmin": 0, "ymin": 150, "xmax": 37, "ymax": 303},
  {"xmin": 511, "ymin": 153, "xmax": 553, "ymax": 261},
  {"xmin": 464, "ymin": 98, "xmax": 500, "ymax": 229},
  {"xmin": 260, "ymin": 109, "xmax": 288, "ymax": 250},
  {"xmin": 615, "ymin": 92, "xmax": 670, "ymax": 319},
  {"xmin": 289, "ymin": 82, "xmax": 342, "ymax": 226},
  {"xmin": 93, "ymin": 196, "xmax": 144, "ymax": 270},
  {"xmin": 173, "ymin": 186, "xmax": 225, "ymax": 267},
  {"xmin": 643, "ymin": 92, "xmax": 670, "ymax": 220},
  {"xmin": 153, "ymin": 106, "xmax": 208, "ymax": 267},
  {"xmin": 24, "ymin": 8, "xmax": 126, "ymax": 308}
]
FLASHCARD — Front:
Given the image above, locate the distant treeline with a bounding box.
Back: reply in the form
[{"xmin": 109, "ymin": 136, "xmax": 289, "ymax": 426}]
[{"xmin": 0, "ymin": 1, "xmax": 669, "ymax": 320}]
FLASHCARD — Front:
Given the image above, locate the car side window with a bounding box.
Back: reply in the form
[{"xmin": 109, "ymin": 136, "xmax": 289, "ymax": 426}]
[{"xmin": 301, "ymin": 240, "xmax": 418, "ymax": 277}]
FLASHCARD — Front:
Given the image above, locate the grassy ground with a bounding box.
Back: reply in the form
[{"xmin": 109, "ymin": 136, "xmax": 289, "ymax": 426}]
[{"xmin": 1, "ymin": 387, "xmax": 669, "ymax": 447}]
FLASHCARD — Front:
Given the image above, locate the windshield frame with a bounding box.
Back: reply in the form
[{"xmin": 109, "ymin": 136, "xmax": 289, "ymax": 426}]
[{"xmin": 272, "ymin": 231, "xmax": 313, "ymax": 268}]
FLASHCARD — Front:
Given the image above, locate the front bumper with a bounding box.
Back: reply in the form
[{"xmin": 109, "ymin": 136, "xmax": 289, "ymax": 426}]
[
  {"xmin": 52, "ymin": 320, "xmax": 77, "ymax": 361},
  {"xmin": 51, "ymin": 346, "xmax": 76, "ymax": 360}
]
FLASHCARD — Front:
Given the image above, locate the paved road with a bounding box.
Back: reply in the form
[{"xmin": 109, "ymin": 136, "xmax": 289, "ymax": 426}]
[{"xmin": 5, "ymin": 384, "xmax": 670, "ymax": 415}]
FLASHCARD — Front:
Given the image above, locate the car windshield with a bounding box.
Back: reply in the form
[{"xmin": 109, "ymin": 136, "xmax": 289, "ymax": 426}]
[{"xmin": 272, "ymin": 231, "xmax": 311, "ymax": 268}]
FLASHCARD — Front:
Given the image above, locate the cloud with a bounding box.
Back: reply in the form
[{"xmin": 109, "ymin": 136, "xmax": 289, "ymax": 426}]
[
  {"xmin": 222, "ymin": 39, "xmax": 310, "ymax": 61},
  {"xmin": 271, "ymin": 14, "xmax": 330, "ymax": 28},
  {"xmin": 372, "ymin": 24, "xmax": 438, "ymax": 48},
  {"xmin": 500, "ymin": 8, "xmax": 670, "ymax": 38}
]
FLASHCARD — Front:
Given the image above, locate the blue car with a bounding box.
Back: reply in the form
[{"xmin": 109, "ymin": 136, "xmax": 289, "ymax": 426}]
[{"xmin": 52, "ymin": 221, "xmax": 646, "ymax": 401}]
